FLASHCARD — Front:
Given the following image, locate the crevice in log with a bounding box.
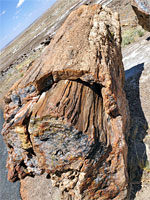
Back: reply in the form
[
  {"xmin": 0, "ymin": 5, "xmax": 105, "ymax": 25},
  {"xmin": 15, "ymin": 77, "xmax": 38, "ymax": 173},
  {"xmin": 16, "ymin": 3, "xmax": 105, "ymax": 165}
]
[
  {"xmin": 37, "ymin": 74, "xmax": 54, "ymax": 93},
  {"xmin": 22, "ymin": 113, "xmax": 36, "ymax": 156},
  {"xmin": 75, "ymin": 78, "xmax": 103, "ymax": 98}
]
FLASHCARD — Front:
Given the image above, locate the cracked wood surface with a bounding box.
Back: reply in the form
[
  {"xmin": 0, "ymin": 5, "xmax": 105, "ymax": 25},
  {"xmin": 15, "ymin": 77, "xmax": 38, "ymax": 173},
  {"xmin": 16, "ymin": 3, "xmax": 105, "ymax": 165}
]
[{"xmin": 2, "ymin": 4, "xmax": 130, "ymax": 200}]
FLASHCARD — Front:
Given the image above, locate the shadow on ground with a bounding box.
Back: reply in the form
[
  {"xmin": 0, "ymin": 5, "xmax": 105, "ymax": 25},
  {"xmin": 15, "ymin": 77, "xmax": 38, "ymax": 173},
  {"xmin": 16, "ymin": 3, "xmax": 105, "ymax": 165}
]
[{"xmin": 124, "ymin": 63, "xmax": 148, "ymax": 199}]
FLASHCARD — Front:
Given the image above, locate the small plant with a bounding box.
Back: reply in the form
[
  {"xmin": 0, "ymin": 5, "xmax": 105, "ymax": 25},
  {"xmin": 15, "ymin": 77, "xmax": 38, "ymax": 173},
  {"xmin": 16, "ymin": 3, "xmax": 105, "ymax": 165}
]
[
  {"xmin": 122, "ymin": 29, "xmax": 135, "ymax": 47},
  {"xmin": 8, "ymin": 73, "xmax": 13, "ymax": 77},
  {"xmin": 143, "ymin": 160, "xmax": 150, "ymax": 172},
  {"xmin": 122, "ymin": 28, "xmax": 145, "ymax": 47},
  {"xmin": 122, "ymin": 35, "xmax": 134, "ymax": 47},
  {"xmin": 20, "ymin": 73, "xmax": 24, "ymax": 77},
  {"xmin": 137, "ymin": 29, "xmax": 145, "ymax": 37}
]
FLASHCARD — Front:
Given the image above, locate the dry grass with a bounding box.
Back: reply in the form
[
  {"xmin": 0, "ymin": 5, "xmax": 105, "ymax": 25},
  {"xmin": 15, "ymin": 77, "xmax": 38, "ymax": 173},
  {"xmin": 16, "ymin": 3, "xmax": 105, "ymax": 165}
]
[{"xmin": 122, "ymin": 28, "xmax": 145, "ymax": 47}]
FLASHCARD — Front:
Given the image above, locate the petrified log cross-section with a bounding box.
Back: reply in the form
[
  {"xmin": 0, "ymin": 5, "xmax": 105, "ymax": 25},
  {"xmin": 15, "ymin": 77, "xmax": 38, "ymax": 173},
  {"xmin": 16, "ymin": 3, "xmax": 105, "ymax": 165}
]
[{"xmin": 2, "ymin": 4, "xmax": 130, "ymax": 200}]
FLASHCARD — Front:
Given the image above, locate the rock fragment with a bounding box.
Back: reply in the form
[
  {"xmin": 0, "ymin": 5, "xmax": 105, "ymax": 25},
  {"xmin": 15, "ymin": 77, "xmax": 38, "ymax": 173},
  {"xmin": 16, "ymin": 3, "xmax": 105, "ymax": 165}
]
[
  {"xmin": 131, "ymin": 0, "xmax": 150, "ymax": 31},
  {"xmin": 2, "ymin": 4, "xmax": 130, "ymax": 200}
]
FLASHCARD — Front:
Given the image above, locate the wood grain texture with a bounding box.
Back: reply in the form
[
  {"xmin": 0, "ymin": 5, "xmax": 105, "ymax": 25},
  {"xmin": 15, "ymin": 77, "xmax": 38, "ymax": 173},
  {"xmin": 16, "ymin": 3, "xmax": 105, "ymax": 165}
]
[{"xmin": 2, "ymin": 4, "xmax": 130, "ymax": 200}]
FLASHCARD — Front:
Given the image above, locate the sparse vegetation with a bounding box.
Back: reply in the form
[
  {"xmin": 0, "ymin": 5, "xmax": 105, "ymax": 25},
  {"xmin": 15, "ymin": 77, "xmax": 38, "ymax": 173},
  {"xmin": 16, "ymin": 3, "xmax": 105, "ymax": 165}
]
[
  {"xmin": 137, "ymin": 29, "xmax": 145, "ymax": 37},
  {"xmin": 143, "ymin": 161, "xmax": 150, "ymax": 172},
  {"xmin": 122, "ymin": 28, "xmax": 145, "ymax": 47}
]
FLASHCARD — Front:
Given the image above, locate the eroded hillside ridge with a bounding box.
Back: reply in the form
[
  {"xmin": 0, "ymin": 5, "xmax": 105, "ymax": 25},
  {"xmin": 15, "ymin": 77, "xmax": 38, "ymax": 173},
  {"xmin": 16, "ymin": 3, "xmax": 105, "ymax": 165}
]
[{"xmin": 2, "ymin": 5, "xmax": 130, "ymax": 200}]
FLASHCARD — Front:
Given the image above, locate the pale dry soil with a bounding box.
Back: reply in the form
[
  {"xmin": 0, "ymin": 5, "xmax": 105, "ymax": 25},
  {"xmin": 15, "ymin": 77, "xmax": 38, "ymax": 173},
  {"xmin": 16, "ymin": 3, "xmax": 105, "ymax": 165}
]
[{"xmin": 20, "ymin": 174, "xmax": 61, "ymax": 200}]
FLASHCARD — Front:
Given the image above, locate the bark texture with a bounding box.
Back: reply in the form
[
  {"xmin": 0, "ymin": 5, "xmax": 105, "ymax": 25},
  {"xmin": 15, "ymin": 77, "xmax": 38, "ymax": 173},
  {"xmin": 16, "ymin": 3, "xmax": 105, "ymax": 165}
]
[
  {"xmin": 131, "ymin": 0, "xmax": 150, "ymax": 31},
  {"xmin": 2, "ymin": 5, "xmax": 130, "ymax": 200}
]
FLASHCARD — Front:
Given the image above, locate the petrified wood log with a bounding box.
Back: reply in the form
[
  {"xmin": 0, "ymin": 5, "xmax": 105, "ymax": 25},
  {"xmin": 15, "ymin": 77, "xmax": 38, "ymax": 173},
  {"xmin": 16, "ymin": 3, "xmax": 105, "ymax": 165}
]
[
  {"xmin": 2, "ymin": 5, "xmax": 130, "ymax": 200},
  {"xmin": 131, "ymin": 0, "xmax": 150, "ymax": 31}
]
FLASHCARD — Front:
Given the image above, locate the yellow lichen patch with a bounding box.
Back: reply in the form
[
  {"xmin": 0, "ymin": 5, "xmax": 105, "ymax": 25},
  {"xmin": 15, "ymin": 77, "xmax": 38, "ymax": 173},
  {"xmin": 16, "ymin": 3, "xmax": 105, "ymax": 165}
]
[{"xmin": 15, "ymin": 125, "xmax": 32, "ymax": 149}]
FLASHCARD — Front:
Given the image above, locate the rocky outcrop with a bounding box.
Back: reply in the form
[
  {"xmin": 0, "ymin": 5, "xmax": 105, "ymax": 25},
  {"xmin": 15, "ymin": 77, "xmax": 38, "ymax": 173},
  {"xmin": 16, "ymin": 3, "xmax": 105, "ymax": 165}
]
[
  {"xmin": 2, "ymin": 4, "xmax": 130, "ymax": 200},
  {"xmin": 131, "ymin": 0, "xmax": 150, "ymax": 31}
]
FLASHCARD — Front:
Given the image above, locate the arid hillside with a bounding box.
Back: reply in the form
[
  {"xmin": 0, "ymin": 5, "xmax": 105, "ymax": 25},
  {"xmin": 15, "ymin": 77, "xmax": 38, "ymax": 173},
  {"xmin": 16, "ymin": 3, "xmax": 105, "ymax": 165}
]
[
  {"xmin": 0, "ymin": 0, "xmax": 141, "ymax": 75},
  {"xmin": 0, "ymin": 0, "xmax": 112, "ymax": 74}
]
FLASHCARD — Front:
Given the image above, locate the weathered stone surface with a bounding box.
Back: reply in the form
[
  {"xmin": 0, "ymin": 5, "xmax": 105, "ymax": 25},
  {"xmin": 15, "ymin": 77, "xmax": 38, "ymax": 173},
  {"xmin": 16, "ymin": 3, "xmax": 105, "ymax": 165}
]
[
  {"xmin": 131, "ymin": 0, "xmax": 150, "ymax": 31},
  {"xmin": 2, "ymin": 4, "xmax": 130, "ymax": 200},
  {"xmin": 20, "ymin": 174, "xmax": 61, "ymax": 200}
]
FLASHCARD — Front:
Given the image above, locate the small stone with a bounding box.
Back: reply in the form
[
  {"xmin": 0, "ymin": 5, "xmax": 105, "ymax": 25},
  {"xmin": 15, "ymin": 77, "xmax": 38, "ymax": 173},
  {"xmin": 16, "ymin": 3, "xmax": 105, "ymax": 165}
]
[
  {"xmin": 11, "ymin": 94, "xmax": 20, "ymax": 105},
  {"xmin": 30, "ymin": 85, "xmax": 36, "ymax": 93}
]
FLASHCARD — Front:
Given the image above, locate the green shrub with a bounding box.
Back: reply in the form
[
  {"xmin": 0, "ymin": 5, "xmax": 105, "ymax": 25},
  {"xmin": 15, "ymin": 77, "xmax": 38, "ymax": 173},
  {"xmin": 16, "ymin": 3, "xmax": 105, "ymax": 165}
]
[
  {"xmin": 122, "ymin": 35, "xmax": 134, "ymax": 47},
  {"xmin": 122, "ymin": 28, "xmax": 145, "ymax": 47},
  {"xmin": 137, "ymin": 29, "xmax": 145, "ymax": 37}
]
